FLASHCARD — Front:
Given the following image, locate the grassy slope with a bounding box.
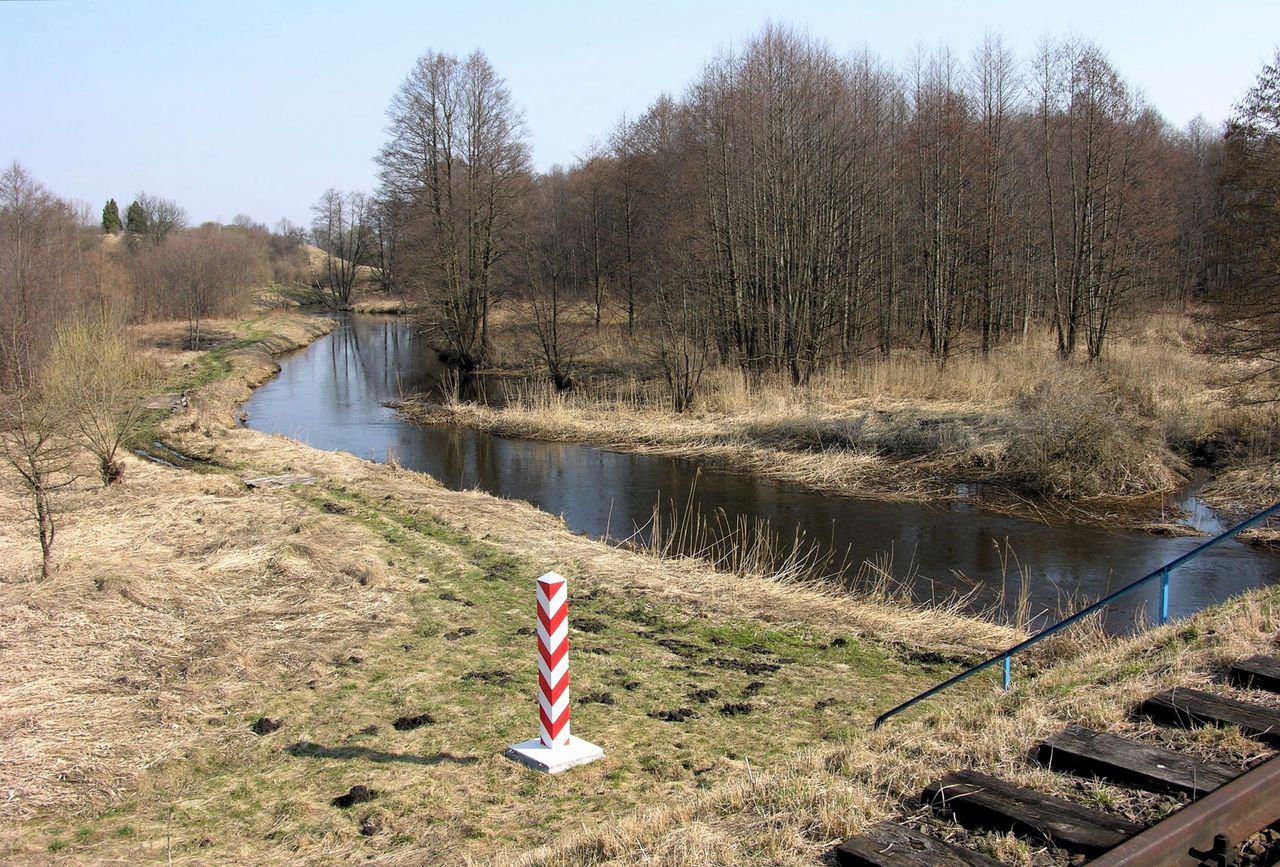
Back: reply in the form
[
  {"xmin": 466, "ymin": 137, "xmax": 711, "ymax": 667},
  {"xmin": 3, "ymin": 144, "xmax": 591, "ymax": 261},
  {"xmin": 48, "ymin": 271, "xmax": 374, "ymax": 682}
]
[
  {"xmin": 516, "ymin": 586, "xmax": 1278, "ymax": 867},
  {"xmin": 0, "ymin": 311, "xmax": 1013, "ymax": 865}
]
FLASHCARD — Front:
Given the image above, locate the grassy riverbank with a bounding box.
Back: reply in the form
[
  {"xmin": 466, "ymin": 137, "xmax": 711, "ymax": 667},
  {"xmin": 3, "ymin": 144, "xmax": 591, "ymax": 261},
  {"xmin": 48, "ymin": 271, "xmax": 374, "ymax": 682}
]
[
  {"xmin": 398, "ymin": 306, "xmax": 1280, "ymax": 531},
  {"xmin": 2, "ymin": 311, "xmax": 1276, "ymax": 866}
]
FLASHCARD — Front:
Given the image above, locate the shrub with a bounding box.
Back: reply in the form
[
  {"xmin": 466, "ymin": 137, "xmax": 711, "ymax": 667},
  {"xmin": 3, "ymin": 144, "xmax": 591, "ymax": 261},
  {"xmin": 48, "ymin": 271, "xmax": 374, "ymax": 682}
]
[{"xmin": 1005, "ymin": 369, "xmax": 1180, "ymax": 498}]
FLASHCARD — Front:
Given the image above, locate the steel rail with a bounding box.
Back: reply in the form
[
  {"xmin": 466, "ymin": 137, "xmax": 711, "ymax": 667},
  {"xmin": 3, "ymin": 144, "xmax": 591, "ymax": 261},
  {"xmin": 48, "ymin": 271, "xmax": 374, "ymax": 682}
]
[{"xmin": 1087, "ymin": 753, "xmax": 1280, "ymax": 866}]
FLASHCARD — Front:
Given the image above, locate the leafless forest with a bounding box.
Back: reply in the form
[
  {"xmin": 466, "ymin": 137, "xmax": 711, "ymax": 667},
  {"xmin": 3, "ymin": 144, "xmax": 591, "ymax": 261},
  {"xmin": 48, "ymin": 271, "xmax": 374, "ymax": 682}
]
[
  {"xmin": 349, "ymin": 28, "xmax": 1280, "ymax": 409},
  {"xmin": 3, "ymin": 27, "xmax": 1278, "ymax": 411}
]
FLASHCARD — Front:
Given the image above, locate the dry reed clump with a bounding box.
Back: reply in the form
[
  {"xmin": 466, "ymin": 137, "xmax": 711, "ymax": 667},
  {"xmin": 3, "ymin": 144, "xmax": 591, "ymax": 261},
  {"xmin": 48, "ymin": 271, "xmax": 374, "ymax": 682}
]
[
  {"xmin": 1201, "ymin": 460, "xmax": 1280, "ymax": 548},
  {"xmin": 1202, "ymin": 461, "xmax": 1280, "ymax": 514},
  {"xmin": 506, "ymin": 585, "xmax": 1279, "ymax": 867},
  {"xmin": 1003, "ymin": 368, "xmax": 1182, "ymax": 499}
]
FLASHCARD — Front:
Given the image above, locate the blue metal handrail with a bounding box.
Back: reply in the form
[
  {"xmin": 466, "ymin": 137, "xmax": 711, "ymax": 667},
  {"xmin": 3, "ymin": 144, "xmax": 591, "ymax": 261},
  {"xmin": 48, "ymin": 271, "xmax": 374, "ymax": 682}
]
[{"xmin": 874, "ymin": 500, "xmax": 1280, "ymax": 728}]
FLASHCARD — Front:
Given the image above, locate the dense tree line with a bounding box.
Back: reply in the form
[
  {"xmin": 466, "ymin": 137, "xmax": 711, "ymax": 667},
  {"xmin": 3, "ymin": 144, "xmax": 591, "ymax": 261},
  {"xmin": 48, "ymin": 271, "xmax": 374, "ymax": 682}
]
[
  {"xmin": 1212, "ymin": 51, "xmax": 1280, "ymax": 397},
  {"xmin": 352, "ymin": 28, "xmax": 1280, "ymax": 406}
]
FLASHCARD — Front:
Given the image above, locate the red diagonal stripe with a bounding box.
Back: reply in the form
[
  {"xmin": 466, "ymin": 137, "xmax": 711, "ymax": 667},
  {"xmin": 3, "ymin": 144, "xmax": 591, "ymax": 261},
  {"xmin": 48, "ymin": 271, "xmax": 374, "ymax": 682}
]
[
  {"xmin": 537, "ymin": 603, "xmax": 567, "ymax": 634},
  {"xmin": 539, "ymin": 636, "xmax": 569, "ymax": 670},
  {"xmin": 539, "ymin": 669, "xmax": 569, "ymax": 703},
  {"xmin": 537, "ymin": 580, "xmax": 564, "ymax": 606},
  {"xmin": 540, "ymin": 705, "xmax": 570, "ymax": 740}
]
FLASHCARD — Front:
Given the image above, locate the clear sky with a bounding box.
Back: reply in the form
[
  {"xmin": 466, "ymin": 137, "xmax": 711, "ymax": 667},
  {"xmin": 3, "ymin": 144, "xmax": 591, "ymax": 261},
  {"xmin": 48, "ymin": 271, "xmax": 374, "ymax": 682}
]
[{"xmin": 3, "ymin": 0, "xmax": 1276, "ymax": 227}]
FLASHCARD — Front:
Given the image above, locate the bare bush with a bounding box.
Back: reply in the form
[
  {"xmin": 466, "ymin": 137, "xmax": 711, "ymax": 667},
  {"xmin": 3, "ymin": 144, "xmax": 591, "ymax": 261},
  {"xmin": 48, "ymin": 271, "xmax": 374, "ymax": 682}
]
[
  {"xmin": 1005, "ymin": 370, "xmax": 1178, "ymax": 498},
  {"xmin": 44, "ymin": 314, "xmax": 154, "ymax": 485},
  {"xmin": 156, "ymin": 226, "xmax": 258, "ymax": 348}
]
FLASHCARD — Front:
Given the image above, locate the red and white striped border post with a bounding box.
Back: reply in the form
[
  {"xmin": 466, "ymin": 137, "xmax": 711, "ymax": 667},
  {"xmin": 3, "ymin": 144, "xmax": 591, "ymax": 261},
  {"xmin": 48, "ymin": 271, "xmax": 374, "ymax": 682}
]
[
  {"xmin": 505, "ymin": 571, "xmax": 604, "ymax": 774},
  {"xmin": 537, "ymin": 572, "xmax": 571, "ymax": 747}
]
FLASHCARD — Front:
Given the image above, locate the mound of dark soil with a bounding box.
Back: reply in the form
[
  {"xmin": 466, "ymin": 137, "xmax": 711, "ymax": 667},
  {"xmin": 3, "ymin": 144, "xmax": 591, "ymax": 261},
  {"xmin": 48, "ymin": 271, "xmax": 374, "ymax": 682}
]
[
  {"xmin": 392, "ymin": 713, "xmax": 434, "ymax": 731},
  {"xmin": 649, "ymin": 707, "xmax": 698, "ymax": 722},
  {"xmin": 331, "ymin": 785, "xmax": 377, "ymax": 808},
  {"xmin": 251, "ymin": 717, "xmax": 281, "ymax": 735},
  {"xmin": 705, "ymin": 657, "xmax": 780, "ymax": 675}
]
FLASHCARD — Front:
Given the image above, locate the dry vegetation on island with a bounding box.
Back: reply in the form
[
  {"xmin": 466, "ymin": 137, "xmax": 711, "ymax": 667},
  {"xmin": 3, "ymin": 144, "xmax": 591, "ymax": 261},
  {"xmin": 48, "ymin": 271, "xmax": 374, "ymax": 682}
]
[{"xmin": 400, "ymin": 305, "xmax": 1280, "ymax": 529}]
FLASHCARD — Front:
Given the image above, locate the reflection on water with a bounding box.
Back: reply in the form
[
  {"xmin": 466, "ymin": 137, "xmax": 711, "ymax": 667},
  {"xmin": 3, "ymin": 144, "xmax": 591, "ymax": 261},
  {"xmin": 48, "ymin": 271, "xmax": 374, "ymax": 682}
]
[{"xmin": 243, "ymin": 314, "xmax": 1280, "ymax": 632}]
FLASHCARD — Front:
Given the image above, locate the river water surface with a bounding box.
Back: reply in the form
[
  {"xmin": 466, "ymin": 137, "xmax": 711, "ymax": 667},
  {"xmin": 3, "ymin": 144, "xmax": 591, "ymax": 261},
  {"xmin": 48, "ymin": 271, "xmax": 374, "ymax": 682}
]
[{"xmin": 242, "ymin": 314, "xmax": 1280, "ymax": 631}]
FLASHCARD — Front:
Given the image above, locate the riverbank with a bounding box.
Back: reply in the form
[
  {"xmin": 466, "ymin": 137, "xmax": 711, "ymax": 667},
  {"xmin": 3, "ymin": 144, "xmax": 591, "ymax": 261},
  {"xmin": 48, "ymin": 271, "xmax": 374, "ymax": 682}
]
[
  {"xmin": 397, "ymin": 307, "xmax": 1280, "ymax": 533},
  {"xmin": 2, "ymin": 311, "xmax": 1276, "ymax": 866}
]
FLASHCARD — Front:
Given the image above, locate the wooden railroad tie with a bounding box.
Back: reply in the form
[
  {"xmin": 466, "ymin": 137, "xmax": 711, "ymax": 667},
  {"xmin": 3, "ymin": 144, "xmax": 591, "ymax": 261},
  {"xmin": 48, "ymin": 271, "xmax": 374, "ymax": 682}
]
[
  {"xmin": 1141, "ymin": 687, "xmax": 1280, "ymax": 747},
  {"xmin": 1037, "ymin": 725, "xmax": 1237, "ymax": 797},
  {"xmin": 922, "ymin": 770, "xmax": 1141, "ymax": 856},
  {"xmin": 1228, "ymin": 654, "xmax": 1280, "ymax": 694},
  {"xmin": 835, "ymin": 821, "xmax": 1001, "ymax": 867}
]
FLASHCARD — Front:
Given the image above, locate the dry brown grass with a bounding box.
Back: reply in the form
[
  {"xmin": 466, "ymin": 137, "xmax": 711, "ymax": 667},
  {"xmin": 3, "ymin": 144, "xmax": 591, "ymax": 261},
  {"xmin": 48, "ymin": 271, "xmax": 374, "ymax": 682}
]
[
  {"xmin": 348, "ymin": 295, "xmax": 424, "ymax": 315},
  {"xmin": 0, "ymin": 457, "xmax": 400, "ymax": 822},
  {"xmin": 4, "ymin": 309, "xmax": 1276, "ymax": 866}
]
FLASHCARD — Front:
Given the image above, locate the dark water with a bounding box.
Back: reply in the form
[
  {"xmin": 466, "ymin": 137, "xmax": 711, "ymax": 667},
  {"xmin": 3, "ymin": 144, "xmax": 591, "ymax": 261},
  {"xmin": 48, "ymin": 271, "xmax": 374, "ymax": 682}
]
[{"xmin": 242, "ymin": 314, "xmax": 1280, "ymax": 631}]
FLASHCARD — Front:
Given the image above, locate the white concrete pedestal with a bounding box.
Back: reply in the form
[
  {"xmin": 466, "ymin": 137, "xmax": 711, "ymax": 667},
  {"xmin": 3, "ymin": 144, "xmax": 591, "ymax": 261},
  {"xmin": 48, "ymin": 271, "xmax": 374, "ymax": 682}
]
[{"xmin": 505, "ymin": 736, "xmax": 604, "ymax": 774}]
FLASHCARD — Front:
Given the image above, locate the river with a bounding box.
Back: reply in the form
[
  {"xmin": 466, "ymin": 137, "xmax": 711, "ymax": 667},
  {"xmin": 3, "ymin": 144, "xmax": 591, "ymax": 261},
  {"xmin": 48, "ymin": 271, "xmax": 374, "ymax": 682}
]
[{"xmin": 241, "ymin": 314, "xmax": 1280, "ymax": 632}]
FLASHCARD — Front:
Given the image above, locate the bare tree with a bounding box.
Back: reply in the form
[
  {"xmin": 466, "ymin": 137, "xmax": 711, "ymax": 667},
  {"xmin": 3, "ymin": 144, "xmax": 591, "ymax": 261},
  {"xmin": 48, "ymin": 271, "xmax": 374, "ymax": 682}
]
[
  {"xmin": 158, "ymin": 226, "xmax": 257, "ymax": 349},
  {"xmin": 906, "ymin": 44, "xmax": 973, "ymax": 364},
  {"xmin": 570, "ymin": 150, "xmax": 613, "ymax": 327},
  {"xmin": 970, "ymin": 32, "xmax": 1021, "ymax": 353},
  {"xmin": 1211, "ymin": 48, "xmax": 1280, "ymax": 398},
  {"xmin": 133, "ymin": 192, "xmax": 188, "ymax": 246},
  {"xmin": 377, "ymin": 49, "xmax": 532, "ymax": 371},
  {"xmin": 650, "ymin": 270, "xmax": 713, "ymax": 413},
  {"xmin": 608, "ymin": 117, "xmax": 643, "ymax": 334},
  {"xmin": 0, "ymin": 389, "xmax": 79, "ymax": 579},
  {"xmin": 367, "ymin": 196, "xmax": 402, "ymax": 294},
  {"xmin": 522, "ymin": 171, "xmax": 593, "ymax": 389},
  {"xmin": 310, "ymin": 188, "xmax": 370, "ymax": 308},
  {"xmin": 696, "ymin": 27, "xmax": 864, "ymax": 382},
  {"xmin": 0, "ymin": 163, "xmax": 85, "ymax": 392}
]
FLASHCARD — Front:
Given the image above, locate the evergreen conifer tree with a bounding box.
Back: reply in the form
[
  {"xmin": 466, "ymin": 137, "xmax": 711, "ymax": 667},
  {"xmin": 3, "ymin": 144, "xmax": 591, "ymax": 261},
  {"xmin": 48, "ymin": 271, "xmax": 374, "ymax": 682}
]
[
  {"xmin": 101, "ymin": 198, "xmax": 121, "ymax": 233},
  {"xmin": 124, "ymin": 200, "xmax": 148, "ymax": 244}
]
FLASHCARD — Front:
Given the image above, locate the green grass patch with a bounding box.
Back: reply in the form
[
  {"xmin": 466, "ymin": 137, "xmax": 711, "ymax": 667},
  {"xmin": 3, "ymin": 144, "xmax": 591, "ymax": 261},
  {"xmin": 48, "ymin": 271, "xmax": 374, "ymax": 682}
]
[{"xmin": 32, "ymin": 478, "xmax": 942, "ymax": 864}]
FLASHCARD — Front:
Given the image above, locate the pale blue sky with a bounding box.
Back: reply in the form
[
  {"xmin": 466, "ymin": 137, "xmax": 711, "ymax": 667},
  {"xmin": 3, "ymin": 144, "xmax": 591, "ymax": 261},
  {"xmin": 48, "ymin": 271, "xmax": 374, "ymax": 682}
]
[{"xmin": 3, "ymin": 1, "xmax": 1276, "ymax": 227}]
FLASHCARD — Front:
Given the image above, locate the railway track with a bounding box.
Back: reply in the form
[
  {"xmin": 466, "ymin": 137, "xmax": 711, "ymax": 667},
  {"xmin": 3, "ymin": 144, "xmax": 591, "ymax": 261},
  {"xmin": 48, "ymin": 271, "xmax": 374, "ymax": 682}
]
[{"xmin": 837, "ymin": 654, "xmax": 1280, "ymax": 866}]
